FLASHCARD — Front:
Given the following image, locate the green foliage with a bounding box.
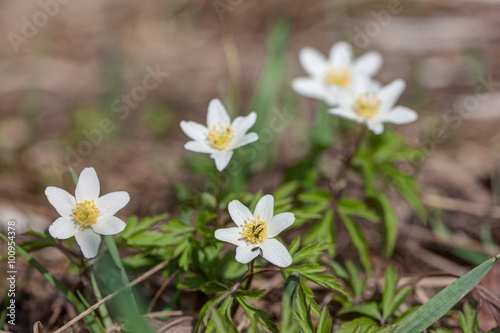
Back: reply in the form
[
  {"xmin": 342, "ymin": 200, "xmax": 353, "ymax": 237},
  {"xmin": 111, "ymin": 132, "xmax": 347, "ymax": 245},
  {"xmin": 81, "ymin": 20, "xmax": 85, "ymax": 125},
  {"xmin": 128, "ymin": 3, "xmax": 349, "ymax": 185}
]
[{"xmin": 394, "ymin": 255, "xmax": 500, "ymax": 332}]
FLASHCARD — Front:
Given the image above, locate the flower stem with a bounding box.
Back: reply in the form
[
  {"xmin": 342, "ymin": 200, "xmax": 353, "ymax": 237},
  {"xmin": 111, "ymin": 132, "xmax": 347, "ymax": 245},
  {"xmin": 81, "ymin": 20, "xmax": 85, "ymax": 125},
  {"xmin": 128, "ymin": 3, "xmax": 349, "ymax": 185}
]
[
  {"xmin": 215, "ymin": 171, "xmax": 222, "ymax": 226},
  {"xmin": 331, "ymin": 124, "xmax": 368, "ymax": 198}
]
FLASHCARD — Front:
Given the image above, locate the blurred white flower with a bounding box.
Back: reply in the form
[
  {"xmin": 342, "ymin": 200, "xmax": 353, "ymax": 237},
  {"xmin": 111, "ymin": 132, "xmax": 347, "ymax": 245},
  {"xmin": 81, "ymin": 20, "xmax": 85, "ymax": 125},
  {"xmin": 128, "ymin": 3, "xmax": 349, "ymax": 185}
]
[
  {"xmin": 45, "ymin": 167, "xmax": 130, "ymax": 258},
  {"xmin": 328, "ymin": 76, "xmax": 418, "ymax": 134},
  {"xmin": 292, "ymin": 41, "xmax": 382, "ymax": 105},
  {"xmin": 180, "ymin": 99, "xmax": 258, "ymax": 172},
  {"xmin": 214, "ymin": 194, "xmax": 294, "ymax": 267}
]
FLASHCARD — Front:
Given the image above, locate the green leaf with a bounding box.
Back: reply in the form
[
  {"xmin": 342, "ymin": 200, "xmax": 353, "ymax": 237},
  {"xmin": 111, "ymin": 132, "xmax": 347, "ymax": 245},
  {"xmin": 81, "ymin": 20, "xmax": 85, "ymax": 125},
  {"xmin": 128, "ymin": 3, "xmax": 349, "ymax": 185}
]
[
  {"xmin": 235, "ymin": 289, "xmax": 266, "ymax": 300},
  {"xmin": 288, "ymin": 236, "xmax": 301, "ymax": 256},
  {"xmin": 284, "ymin": 272, "xmax": 301, "ymax": 310},
  {"xmin": 345, "ymin": 260, "xmax": 366, "ymax": 299},
  {"xmin": 317, "ymin": 306, "xmax": 332, "ymax": 333},
  {"xmin": 339, "ymin": 212, "xmax": 372, "ymax": 274},
  {"xmin": 120, "ymin": 214, "xmax": 169, "ymax": 240},
  {"xmin": 199, "ymin": 281, "xmax": 230, "ymax": 294},
  {"xmin": 338, "ymin": 198, "xmax": 379, "ymax": 222},
  {"xmin": 336, "ymin": 318, "xmax": 378, "ymax": 333},
  {"xmin": 338, "ymin": 301, "xmax": 381, "ymax": 321},
  {"xmin": 394, "ymin": 255, "xmax": 500, "ymax": 333},
  {"xmin": 294, "ymin": 284, "xmax": 315, "ymax": 333},
  {"xmin": 458, "ymin": 303, "xmax": 477, "ymax": 333},
  {"xmin": 366, "ymin": 192, "xmax": 398, "ymax": 257},
  {"xmin": 381, "ymin": 266, "xmax": 398, "ymax": 319},
  {"xmin": 195, "ymin": 293, "xmax": 228, "ymax": 332},
  {"xmin": 292, "ymin": 242, "xmax": 332, "ymax": 264},
  {"xmin": 195, "ymin": 211, "xmax": 216, "ymax": 238},
  {"xmin": 236, "ymin": 295, "xmax": 278, "ymax": 333},
  {"xmin": 304, "ymin": 209, "xmax": 336, "ymax": 256}
]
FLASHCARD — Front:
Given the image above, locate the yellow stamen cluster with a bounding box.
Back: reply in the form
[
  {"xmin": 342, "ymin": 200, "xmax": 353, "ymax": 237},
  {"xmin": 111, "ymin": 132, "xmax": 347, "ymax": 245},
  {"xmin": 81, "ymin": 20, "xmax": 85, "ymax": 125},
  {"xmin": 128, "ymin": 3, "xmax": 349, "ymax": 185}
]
[
  {"xmin": 241, "ymin": 215, "xmax": 268, "ymax": 244},
  {"xmin": 326, "ymin": 67, "xmax": 352, "ymax": 88},
  {"xmin": 73, "ymin": 200, "xmax": 100, "ymax": 227},
  {"xmin": 208, "ymin": 121, "xmax": 234, "ymax": 150},
  {"xmin": 354, "ymin": 93, "xmax": 383, "ymax": 119}
]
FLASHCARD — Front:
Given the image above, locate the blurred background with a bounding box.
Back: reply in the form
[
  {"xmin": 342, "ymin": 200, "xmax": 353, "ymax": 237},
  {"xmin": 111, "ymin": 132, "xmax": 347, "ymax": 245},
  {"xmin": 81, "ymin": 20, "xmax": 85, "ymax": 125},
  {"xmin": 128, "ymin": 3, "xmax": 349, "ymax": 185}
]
[
  {"xmin": 1, "ymin": 0, "xmax": 500, "ymax": 329},
  {"xmin": 1, "ymin": 0, "xmax": 499, "ymax": 231}
]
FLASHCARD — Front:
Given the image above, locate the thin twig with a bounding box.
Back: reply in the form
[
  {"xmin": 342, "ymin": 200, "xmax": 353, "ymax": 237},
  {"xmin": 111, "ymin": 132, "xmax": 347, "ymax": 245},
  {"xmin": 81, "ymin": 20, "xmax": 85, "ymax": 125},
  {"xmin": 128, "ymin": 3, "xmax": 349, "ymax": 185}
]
[
  {"xmin": 215, "ymin": 171, "xmax": 222, "ymax": 226},
  {"xmin": 147, "ymin": 269, "xmax": 178, "ymax": 312},
  {"xmin": 144, "ymin": 310, "xmax": 195, "ymax": 318},
  {"xmin": 158, "ymin": 316, "xmax": 194, "ymax": 333},
  {"xmin": 52, "ymin": 259, "xmax": 171, "ymax": 333},
  {"xmin": 423, "ymin": 193, "xmax": 500, "ymax": 219}
]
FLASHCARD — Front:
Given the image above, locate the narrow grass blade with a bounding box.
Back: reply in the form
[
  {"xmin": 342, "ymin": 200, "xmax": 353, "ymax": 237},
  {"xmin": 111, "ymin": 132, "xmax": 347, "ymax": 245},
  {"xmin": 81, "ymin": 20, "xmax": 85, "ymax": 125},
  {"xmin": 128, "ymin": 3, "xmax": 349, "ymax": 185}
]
[{"xmin": 394, "ymin": 254, "xmax": 500, "ymax": 333}]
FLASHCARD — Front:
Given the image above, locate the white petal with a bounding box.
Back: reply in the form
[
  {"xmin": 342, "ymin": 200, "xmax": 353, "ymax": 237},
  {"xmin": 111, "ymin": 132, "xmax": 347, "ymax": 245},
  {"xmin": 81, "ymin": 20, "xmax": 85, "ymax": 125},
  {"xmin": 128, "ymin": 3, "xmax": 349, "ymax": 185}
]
[
  {"xmin": 382, "ymin": 106, "xmax": 418, "ymax": 124},
  {"xmin": 75, "ymin": 167, "xmax": 100, "ymax": 202},
  {"xmin": 299, "ymin": 47, "xmax": 327, "ymax": 77},
  {"xmin": 185, "ymin": 141, "xmax": 214, "ymax": 154},
  {"xmin": 379, "ymin": 79, "xmax": 406, "ymax": 110},
  {"xmin": 235, "ymin": 244, "xmax": 260, "ymax": 264},
  {"xmin": 267, "ymin": 213, "xmax": 295, "ymax": 238},
  {"xmin": 354, "ymin": 51, "xmax": 383, "ymax": 76},
  {"xmin": 75, "ymin": 228, "xmax": 101, "ymax": 258},
  {"xmin": 92, "ymin": 216, "xmax": 126, "ymax": 235},
  {"xmin": 96, "ymin": 191, "xmax": 130, "ymax": 216},
  {"xmin": 328, "ymin": 107, "xmax": 360, "ymax": 122},
  {"xmin": 367, "ymin": 121, "xmax": 384, "ymax": 135},
  {"xmin": 291, "ymin": 77, "xmax": 327, "ymax": 100},
  {"xmin": 259, "ymin": 238, "xmax": 292, "ymax": 267},
  {"xmin": 214, "ymin": 227, "xmax": 244, "ymax": 246},
  {"xmin": 329, "ymin": 41, "xmax": 353, "ymax": 67},
  {"xmin": 232, "ymin": 132, "xmax": 258, "ymax": 149},
  {"xmin": 45, "ymin": 186, "xmax": 76, "ymax": 219},
  {"xmin": 232, "ymin": 112, "xmax": 256, "ymax": 135},
  {"xmin": 254, "ymin": 195, "xmax": 274, "ymax": 223},
  {"xmin": 180, "ymin": 121, "xmax": 209, "ymax": 142},
  {"xmin": 210, "ymin": 151, "xmax": 233, "ymax": 172},
  {"xmin": 48, "ymin": 217, "xmax": 78, "ymax": 239},
  {"xmin": 228, "ymin": 200, "xmax": 253, "ymax": 228},
  {"xmin": 207, "ymin": 99, "xmax": 231, "ymax": 128}
]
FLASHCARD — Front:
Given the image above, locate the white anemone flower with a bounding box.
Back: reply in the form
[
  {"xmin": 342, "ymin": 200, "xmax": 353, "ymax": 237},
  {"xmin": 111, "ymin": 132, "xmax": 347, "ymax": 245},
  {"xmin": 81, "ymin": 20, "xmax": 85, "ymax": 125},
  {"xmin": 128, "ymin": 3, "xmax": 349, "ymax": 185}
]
[
  {"xmin": 292, "ymin": 41, "xmax": 382, "ymax": 105},
  {"xmin": 214, "ymin": 195, "xmax": 295, "ymax": 267},
  {"xmin": 45, "ymin": 167, "xmax": 130, "ymax": 258},
  {"xmin": 328, "ymin": 76, "xmax": 418, "ymax": 135},
  {"xmin": 180, "ymin": 99, "xmax": 259, "ymax": 172}
]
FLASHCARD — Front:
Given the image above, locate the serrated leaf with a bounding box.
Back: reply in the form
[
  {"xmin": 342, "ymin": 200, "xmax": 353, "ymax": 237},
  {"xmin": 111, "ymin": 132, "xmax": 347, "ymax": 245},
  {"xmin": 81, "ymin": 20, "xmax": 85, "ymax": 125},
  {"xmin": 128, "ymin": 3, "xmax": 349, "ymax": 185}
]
[
  {"xmin": 120, "ymin": 214, "xmax": 169, "ymax": 239},
  {"xmin": 338, "ymin": 301, "xmax": 381, "ymax": 321},
  {"xmin": 381, "ymin": 266, "xmax": 398, "ymax": 319},
  {"xmin": 366, "ymin": 192, "xmax": 398, "ymax": 257},
  {"xmin": 336, "ymin": 318, "xmax": 378, "ymax": 333},
  {"xmin": 394, "ymin": 255, "xmax": 500, "ymax": 333},
  {"xmin": 235, "ymin": 289, "xmax": 266, "ymax": 300},
  {"xmin": 338, "ymin": 198, "xmax": 379, "ymax": 222},
  {"xmin": 292, "ymin": 242, "xmax": 332, "ymax": 264},
  {"xmin": 305, "ymin": 210, "xmax": 336, "ymax": 256},
  {"xmin": 199, "ymin": 281, "xmax": 230, "ymax": 294},
  {"xmin": 317, "ymin": 306, "xmax": 332, "ymax": 333},
  {"xmin": 289, "ymin": 236, "xmax": 301, "ymax": 256},
  {"xmin": 340, "ymin": 212, "xmax": 372, "ymax": 274},
  {"xmin": 195, "ymin": 293, "xmax": 228, "ymax": 332},
  {"xmin": 236, "ymin": 295, "xmax": 278, "ymax": 333}
]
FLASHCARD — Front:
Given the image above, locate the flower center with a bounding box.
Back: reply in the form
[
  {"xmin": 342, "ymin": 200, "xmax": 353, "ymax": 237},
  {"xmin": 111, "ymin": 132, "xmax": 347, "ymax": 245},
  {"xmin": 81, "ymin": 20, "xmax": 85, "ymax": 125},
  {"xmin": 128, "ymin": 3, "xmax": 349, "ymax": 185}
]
[
  {"xmin": 73, "ymin": 200, "xmax": 100, "ymax": 227},
  {"xmin": 354, "ymin": 93, "xmax": 382, "ymax": 119},
  {"xmin": 326, "ymin": 67, "xmax": 352, "ymax": 88},
  {"xmin": 241, "ymin": 215, "xmax": 268, "ymax": 244},
  {"xmin": 208, "ymin": 121, "xmax": 234, "ymax": 150}
]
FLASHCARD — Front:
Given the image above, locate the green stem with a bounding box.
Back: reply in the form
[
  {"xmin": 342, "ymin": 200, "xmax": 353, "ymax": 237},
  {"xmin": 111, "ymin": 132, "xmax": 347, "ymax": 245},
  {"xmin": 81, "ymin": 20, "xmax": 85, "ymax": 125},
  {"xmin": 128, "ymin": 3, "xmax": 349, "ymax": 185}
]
[
  {"xmin": 215, "ymin": 171, "xmax": 222, "ymax": 226},
  {"xmin": 89, "ymin": 269, "xmax": 113, "ymax": 328},
  {"xmin": 331, "ymin": 124, "xmax": 368, "ymax": 198}
]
